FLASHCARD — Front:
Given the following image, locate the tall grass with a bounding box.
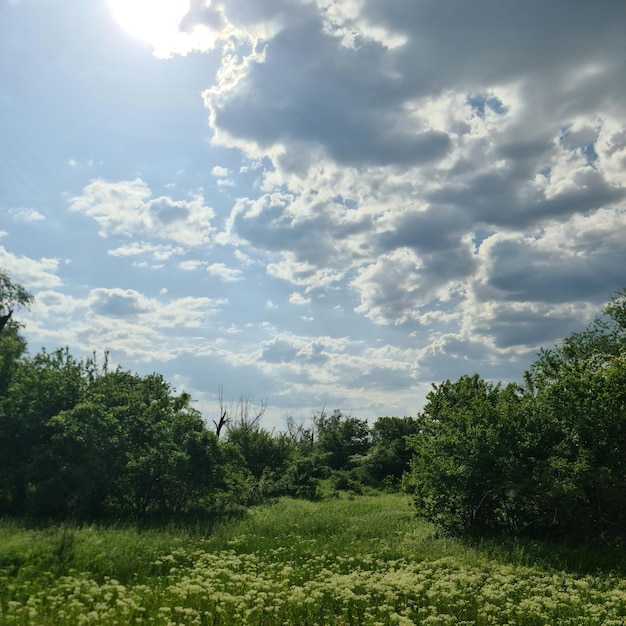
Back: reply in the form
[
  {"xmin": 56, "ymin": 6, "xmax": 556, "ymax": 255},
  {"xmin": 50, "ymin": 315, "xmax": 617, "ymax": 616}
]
[{"xmin": 1, "ymin": 493, "xmax": 625, "ymax": 625}]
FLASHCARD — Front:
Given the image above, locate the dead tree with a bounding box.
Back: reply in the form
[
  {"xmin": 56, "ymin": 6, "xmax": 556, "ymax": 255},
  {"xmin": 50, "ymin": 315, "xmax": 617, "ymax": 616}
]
[
  {"xmin": 213, "ymin": 385, "xmax": 230, "ymax": 439},
  {"xmin": 234, "ymin": 393, "xmax": 267, "ymax": 433},
  {"xmin": 213, "ymin": 385, "xmax": 268, "ymax": 438}
]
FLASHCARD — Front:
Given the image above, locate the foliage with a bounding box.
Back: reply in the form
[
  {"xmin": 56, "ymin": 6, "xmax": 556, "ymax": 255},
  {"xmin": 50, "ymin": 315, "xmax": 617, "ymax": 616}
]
[
  {"xmin": 0, "ymin": 348, "xmax": 88, "ymax": 516},
  {"xmin": 524, "ymin": 349, "xmax": 626, "ymax": 540},
  {"xmin": 0, "ymin": 349, "xmax": 236, "ymax": 521},
  {"xmin": 0, "ymin": 268, "xmax": 33, "ymax": 322},
  {"xmin": 314, "ymin": 409, "xmax": 371, "ymax": 471},
  {"xmin": 358, "ymin": 416, "xmax": 421, "ymax": 487},
  {"xmin": 525, "ymin": 289, "xmax": 626, "ymax": 392},
  {"xmin": 278, "ymin": 455, "xmax": 324, "ymax": 500},
  {"xmin": 2, "ymin": 265, "xmax": 624, "ymax": 546},
  {"xmin": 404, "ymin": 291, "xmax": 626, "ymax": 542},
  {"xmin": 0, "ymin": 268, "xmax": 435, "ymax": 523},
  {"xmin": 404, "ymin": 375, "xmax": 526, "ymax": 535},
  {"xmin": 0, "ymin": 269, "xmax": 32, "ymax": 395}
]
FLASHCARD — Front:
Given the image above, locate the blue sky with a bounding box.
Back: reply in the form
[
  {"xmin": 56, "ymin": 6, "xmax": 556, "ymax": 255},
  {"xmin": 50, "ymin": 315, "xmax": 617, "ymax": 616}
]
[{"xmin": 1, "ymin": 0, "xmax": 625, "ymax": 430}]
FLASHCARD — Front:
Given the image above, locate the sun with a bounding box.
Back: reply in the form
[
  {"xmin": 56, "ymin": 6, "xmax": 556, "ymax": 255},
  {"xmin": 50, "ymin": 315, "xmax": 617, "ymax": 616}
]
[{"xmin": 108, "ymin": 0, "xmax": 191, "ymax": 48}]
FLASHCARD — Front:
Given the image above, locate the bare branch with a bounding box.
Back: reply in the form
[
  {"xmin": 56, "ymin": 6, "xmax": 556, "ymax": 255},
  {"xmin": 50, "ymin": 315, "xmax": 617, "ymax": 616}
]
[
  {"xmin": 229, "ymin": 393, "xmax": 268, "ymax": 433},
  {"xmin": 212, "ymin": 384, "xmax": 230, "ymax": 438}
]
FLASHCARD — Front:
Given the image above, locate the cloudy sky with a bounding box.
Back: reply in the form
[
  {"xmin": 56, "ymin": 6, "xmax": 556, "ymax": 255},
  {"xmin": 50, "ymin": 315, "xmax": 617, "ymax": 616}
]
[{"xmin": 1, "ymin": 0, "xmax": 625, "ymax": 429}]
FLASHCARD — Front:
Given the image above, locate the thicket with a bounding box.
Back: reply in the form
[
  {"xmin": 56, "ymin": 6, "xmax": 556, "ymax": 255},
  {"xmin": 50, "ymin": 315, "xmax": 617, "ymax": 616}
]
[
  {"xmin": 2, "ymin": 268, "xmax": 625, "ymax": 545},
  {"xmin": 0, "ymin": 269, "xmax": 418, "ymax": 522},
  {"xmin": 403, "ymin": 291, "xmax": 626, "ymax": 543}
]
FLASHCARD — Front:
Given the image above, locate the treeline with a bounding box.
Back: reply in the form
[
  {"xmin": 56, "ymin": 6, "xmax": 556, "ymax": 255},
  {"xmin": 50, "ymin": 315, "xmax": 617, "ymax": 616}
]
[
  {"xmin": 403, "ymin": 291, "xmax": 626, "ymax": 543},
  {"xmin": 0, "ymin": 347, "xmax": 417, "ymax": 521},
  {"xmin": 1, "ymin": 268, "xmax": 625, "ymax": 543},
  {"xmin": 0, "ymin": 270, "xmax": 418, "ymax": 520}
]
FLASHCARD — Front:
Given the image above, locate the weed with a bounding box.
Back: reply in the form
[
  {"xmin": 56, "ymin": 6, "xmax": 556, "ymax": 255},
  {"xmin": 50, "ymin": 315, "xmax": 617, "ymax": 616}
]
[{"xmin": 1, "ymin": 494, "xmax": 625, "ymax": 624}]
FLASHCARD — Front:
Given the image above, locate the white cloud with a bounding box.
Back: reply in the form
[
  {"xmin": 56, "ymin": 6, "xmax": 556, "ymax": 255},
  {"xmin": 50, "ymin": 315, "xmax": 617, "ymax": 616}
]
[
  {"xmin": 211, "ymin": 165, "xmax": 229, "ymax": 176},
  {"xmin": 178, "ymin": 260, "xmax": 204, "ymax": 271},
  {"xmin": 70, "ymin": 179, "xmax": 216, "ymax": 248},
  {"xmin": 206, "ymin": 262, "xmax": 243, "ymax": 282},
  {"xmin": 288, "ymin": 291, "xmax": 311, "ymax": 306},
  {"xmin": 267, "ymin": 254, "xmax": 345, "ymax": 292},
  {"xmin": 196, "ymin": 0, "xmax": 624, "ymax": 340},
  {"xmin": 0, "ymin": 246, "xmax": 61, "ymax": 289},
  {"xmin": 108, "ymin": 242, "xmax": 185, "ymax": 261},
  {"xmin": 26, "ymin": 284, "xmax": 230, "ymax": 364},
  {"xmin": 8, "ymin": 207, "xmax": 45, "ymax": 223},
  {"xmin": 4, "ymin": 0, "xmax": 625, "ymax": 424}
]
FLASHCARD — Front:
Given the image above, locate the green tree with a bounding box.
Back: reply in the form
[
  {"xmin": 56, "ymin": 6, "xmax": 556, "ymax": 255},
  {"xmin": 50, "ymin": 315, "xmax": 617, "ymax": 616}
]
[
  {"xmin": 84, "ymin": 369, "xmax": 222, "ymax": 519},
  {"xmin": 314, "ymin": 409, "xmax": 371, "ymax": 472},
  {"xmin": 404, "ymin": 375, "xmax": 525, "ymax": 535},
  {"xmin": 359, "ymin": 416, "xmax": 421, "ymax": 487},
  {"xmin": 225, "ymin": 425, "xmax": 289, "ymax": 480},
  {"xmin": 0, "ymin": 348, "xmax": 88, "ymax": 515},
  {"xmin": 0, "ymin": 268, "xmax": 33, "ymax": 334},
  {"xmin": 405, "ymin": 290, "xmax": 626, "ymax": 542},
  {"xmin": 0, "ymin": 269, "xmax": 33, "ymax": 397},
  {"xmin": 1, "ymin": 349, "xmax": 230, "ymax": 521},
  {"xmin": 525, "ymin": 289, "xmax": 626, "ymax": 391}
]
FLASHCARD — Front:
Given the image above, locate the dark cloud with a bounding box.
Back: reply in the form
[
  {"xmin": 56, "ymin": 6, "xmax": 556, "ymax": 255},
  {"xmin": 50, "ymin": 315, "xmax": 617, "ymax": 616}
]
[
  {"xmin": 148, "ymin": 197, "xmax": 190, "ymax": 225},
  {"xmin": 229, "ymin": 194, "xmax": 360, "ymax": 273},
  {"xmin": 260, "ymin": 338, "xmax": 300, "ymax": 363},
  {"xmin": 91, "ymin": 289, "xmax": 148, "ymax": 318},
  {"xmin": 209, "ymin": 11, "xmax": 452, "ymax": 168},
  {"xmin": 478, "ymin": 221, "xmax": 626, "ymax": 305},
  {"xmin": 378, "ymin": 206, "xmax": 469, "ymax": 253},
  {"xmin": 472, "ymin": 307, "xmax": 583, "ymax": 350},
  {"xmin": 204, "ymin": 0, "xmax": 626, "ymax": 371},
  {"xmin": 428, "ymin": 169, "xmax": 625, "ymax": 230},
  {"xmin": 19, "ymin": 0, "xmax": 624, "ymax": 426},
  {"xmin": 213, "ymin": 0, "xmax": 296, "ymax": 26},
  {"xmin": 495, "ymin": 139, "xmax": 553, "ymax": 164},
  {"xmin": 416, "ymin": 333, "xmax": 534, "ymax": 384},
  {"xmin": 362, "ymin": 0, "xmax": 624, "ymax": 93},
  {"xmin": 180, "ymin": 0, "xmax": 224, "ymax": 32}
]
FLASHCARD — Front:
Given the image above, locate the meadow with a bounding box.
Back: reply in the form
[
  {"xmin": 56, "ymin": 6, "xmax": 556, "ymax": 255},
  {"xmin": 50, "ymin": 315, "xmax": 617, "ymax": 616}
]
[{"xmin": 1, "ymin": 492, "xmax": 625, "ymax": 625}]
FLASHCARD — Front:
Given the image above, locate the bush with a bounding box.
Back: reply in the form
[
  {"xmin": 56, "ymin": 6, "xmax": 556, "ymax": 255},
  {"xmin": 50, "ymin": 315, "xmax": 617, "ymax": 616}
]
[{"xmin": 404, "ymin": 291, "xmax": 626, "ymax": 543}]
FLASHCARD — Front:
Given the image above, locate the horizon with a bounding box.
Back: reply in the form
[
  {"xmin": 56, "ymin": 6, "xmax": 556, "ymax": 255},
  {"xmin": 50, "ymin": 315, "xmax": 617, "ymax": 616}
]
[{"xmin": 1, "ymin": 0, "xmax": 624, "ymax": 430}]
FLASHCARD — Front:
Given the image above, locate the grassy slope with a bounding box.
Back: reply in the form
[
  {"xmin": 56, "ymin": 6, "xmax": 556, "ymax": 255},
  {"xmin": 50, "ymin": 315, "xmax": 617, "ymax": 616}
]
[{"xmin": 1, "ymin": 493, "xmax": 625, "ymax": 625}]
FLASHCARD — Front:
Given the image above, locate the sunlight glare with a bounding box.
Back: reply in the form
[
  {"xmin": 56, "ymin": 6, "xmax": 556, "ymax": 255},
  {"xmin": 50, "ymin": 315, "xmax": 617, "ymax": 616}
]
[{"xmin": 108, "ymin": 0, "xmax": 191, "ymax": 48}]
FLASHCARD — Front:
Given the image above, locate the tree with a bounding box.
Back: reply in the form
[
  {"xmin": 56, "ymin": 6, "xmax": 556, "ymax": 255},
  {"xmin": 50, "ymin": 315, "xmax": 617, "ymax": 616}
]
[
  {"xmin": 0, "ymin": 348, "xmax": 88, "ymax": 515},
  {"xmin": 359, "ymin": 416, "xmax": 421, "ymax": 487},
  {"xmin": 0, "ymin": 269, "xmax": 33, "ymax": 398},
  {"xmin": 86, "ymin": 370, "xmax": 222, "ymax": 519},
  {"xmin": 0, "ymin": 348, "xmax": 231, "ymax": 521},
  {"xmin": 404, "ymin": 290, "xmax": 626, "ymax": 542},
  {"xmin": 404, "ymin": 375, "xmax": 525, "ymax": 535},
  {"xmin": 0, "ymin": 268, "xmax": 33, "ymax": 334},
  {"xmin": 223, "ymin": 397, "xmax": 295, "ymax": 502},
  {"xmin": 314, "ymin": 409, "xmax": 371, "ymax": 471},
  {"xmin": 525, "ymin": 289, "xmax": 626, "ymax": 391},
  {"xmin": 286, "ymin": 415, "xmax": 315, "ymax": 456}
]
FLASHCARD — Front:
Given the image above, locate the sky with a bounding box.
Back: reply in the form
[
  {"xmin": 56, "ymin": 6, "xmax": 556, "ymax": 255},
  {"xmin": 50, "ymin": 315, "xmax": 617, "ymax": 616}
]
[{"xmin": 1, "ymin": 0, "xmax": 625, "ymax": 430}]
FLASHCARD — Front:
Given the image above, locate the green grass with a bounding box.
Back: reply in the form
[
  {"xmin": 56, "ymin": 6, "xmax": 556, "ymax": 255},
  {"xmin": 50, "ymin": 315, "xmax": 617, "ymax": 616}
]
[{"xmin": 1, "ymin": 493, "xmax": 625, "ymax": 624}]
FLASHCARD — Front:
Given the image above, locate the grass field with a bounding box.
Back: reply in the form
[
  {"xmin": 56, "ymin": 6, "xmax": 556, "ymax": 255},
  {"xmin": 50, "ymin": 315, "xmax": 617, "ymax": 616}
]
[{"xmin": 1, "ymin": 492, "xmax": 625, "ymax": 625}]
